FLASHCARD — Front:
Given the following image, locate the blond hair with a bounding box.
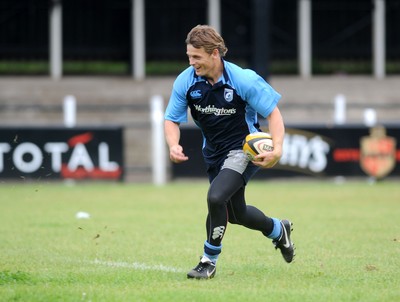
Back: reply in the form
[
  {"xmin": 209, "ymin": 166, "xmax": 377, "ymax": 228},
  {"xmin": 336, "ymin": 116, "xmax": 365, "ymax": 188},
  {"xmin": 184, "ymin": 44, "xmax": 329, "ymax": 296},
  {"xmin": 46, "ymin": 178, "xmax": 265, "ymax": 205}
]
[{"xmin": 185, "ymin": 25, "xmax": 228, "ymax": 57}]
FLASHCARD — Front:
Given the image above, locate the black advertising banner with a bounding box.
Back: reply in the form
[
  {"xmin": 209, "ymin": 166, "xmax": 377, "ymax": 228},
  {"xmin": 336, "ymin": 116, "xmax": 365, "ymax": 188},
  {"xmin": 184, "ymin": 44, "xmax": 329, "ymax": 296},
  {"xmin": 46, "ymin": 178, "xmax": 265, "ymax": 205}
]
[
  {"xmin": 173, "ymin": 125, "xmax": 400, "ymax": 179},
  {"xmin": 0, "ymin": 127, "xmax": 124, "ymax": 181}
]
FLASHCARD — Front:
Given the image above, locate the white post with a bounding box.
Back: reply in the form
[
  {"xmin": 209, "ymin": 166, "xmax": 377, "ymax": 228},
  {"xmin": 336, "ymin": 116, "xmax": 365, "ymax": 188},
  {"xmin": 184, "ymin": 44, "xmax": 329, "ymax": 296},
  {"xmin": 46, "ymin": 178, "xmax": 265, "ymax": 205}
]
[
  {"xmin": 132, "ymin": 0, "xmax": 145, "ymax": 80},
  {"xmin": 63, "ymin": 95, "xmax": 76, "ymax": 128},
  {"xmin": 208, "ymin": 0, "xmax": 221, "ymax": 34},
  {"xmin": 151, "ymin": 95, "xmax": 166, "ymax": 185},
  {"xmin": 298, "ymin": 0, "xmax": 312, "ymax": 78},
  {"xmin": 50, "ymin": 0, "xmax": 62, "ymax": 80},
  {"xmin": 364, "ymin": 108, "xmax": 377, "ymax": 127},
  {"xmin": 333, "ymin": 94, "xmax": 346, "ymax": 125},
  {"xmin": 373, "ymin": 0, "xmax": 386, "ymax": 79}
]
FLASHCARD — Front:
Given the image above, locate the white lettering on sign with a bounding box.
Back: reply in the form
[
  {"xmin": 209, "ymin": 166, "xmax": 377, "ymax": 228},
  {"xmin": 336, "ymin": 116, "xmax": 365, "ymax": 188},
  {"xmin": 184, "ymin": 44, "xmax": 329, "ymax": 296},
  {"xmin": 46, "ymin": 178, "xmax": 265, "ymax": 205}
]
[
  {"xmin": 0, "ymin": 143, "xmax": 11, "ymax": 172},
  {"xmin": 68, "ymin": 143, "xmax": 95, "ymax": 171},
  {"xmin": 13, "ymin": 142, "xmax": 43, "ymax": 173},
  {"xmin": 280, "ymin": 134, "xmax": 330, "ymax": 173},
  {"xmin": 99, "ymin": 142, "xmax": 119, "ymax": 171},
  {"xmin": 44, "ymin": 142, "xmax": 69, "ymax": 172},
  {"xmin": 0, "ymin": 140, "xmax": 119, "ymax": 175}
]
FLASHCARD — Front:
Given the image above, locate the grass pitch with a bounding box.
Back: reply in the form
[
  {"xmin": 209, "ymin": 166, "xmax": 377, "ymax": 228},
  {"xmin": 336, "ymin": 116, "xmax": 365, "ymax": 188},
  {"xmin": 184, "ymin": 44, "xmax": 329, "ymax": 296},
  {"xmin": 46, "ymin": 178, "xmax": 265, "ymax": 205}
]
[{"xmin": 0, "ymin": 179, "xmax": 399, "ymax": 301}]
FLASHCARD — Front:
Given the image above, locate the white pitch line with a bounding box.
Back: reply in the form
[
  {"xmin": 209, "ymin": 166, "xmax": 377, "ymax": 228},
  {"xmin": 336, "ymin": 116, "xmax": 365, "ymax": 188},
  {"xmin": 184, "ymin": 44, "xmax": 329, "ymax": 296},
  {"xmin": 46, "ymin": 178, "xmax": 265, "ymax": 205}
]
[{"xmin": 92, "ymin": 259, "xmax": 185, "ymax": 273}]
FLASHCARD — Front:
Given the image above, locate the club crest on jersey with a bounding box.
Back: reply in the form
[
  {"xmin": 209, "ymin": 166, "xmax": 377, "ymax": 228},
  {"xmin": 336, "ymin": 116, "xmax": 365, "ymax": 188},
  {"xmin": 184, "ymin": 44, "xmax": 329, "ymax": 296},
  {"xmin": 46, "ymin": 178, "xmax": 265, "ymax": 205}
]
[{"xmin": 224, "ymin": 88, "xmax": 233, "ymax": 102}]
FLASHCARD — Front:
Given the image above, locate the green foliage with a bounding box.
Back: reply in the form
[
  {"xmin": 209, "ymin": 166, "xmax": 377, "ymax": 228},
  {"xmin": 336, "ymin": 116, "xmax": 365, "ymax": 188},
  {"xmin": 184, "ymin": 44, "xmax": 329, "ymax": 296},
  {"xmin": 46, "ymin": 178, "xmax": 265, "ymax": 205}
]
[{"xmin": 0, "ymin": 180, "xmax": 399, "ymax": 301}]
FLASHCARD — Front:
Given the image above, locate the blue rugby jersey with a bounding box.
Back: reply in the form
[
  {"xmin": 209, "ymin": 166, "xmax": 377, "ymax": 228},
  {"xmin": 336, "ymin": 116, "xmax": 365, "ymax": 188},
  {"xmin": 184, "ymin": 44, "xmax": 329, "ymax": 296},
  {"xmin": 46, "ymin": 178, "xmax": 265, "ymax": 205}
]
[{"xmin": 165, "ymin": 60, "xmax": 281, "ymax": 163}]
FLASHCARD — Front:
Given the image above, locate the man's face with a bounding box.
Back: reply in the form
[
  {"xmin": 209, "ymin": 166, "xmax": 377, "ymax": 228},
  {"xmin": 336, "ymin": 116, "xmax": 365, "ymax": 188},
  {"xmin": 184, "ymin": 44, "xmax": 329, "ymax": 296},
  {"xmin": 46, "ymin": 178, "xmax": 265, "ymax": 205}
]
[{"xmin": 186, "ymin": 44, "xmax": 216, "ymax": 78}]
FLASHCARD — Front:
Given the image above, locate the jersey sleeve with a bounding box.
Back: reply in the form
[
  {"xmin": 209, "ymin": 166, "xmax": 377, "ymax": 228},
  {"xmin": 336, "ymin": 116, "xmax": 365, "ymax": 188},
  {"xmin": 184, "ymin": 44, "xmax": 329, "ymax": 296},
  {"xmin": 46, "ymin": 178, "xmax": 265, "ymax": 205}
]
[
  {"xmin": 235, "ymin": 68, "xmax": 281, "ymax": 118},
  {"xmin": 164, "ymin": 68, "xmax": 191, "ymax": 123}
]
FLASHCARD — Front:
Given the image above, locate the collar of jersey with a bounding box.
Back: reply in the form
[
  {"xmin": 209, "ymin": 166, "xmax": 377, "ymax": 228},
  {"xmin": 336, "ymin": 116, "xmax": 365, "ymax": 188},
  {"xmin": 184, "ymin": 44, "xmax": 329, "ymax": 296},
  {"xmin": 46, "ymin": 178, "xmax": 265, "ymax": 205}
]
[{"xmin": 194, "ymin": 59, "xmax": 230, "ymax": 86}]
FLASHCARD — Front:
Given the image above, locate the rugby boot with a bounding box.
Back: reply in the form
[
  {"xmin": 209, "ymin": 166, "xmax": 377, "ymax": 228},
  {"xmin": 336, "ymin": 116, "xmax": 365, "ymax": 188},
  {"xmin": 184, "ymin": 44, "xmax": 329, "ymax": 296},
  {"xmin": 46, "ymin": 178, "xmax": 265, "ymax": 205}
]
[
  {"xmin": 187, "ymin": 255, "xmax": 216, "ymax": 279},
  {"xmin": 273, "ymin": 219, "xmax": 295, "ymax": 263}
]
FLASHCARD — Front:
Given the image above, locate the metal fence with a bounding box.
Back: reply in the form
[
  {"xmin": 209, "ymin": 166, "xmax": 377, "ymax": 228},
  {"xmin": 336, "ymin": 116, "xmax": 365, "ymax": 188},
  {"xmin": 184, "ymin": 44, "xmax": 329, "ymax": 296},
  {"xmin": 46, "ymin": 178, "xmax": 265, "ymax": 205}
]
[{"xmin": 0, "ymin": 0, "xmax": 399, "ymax": 69}]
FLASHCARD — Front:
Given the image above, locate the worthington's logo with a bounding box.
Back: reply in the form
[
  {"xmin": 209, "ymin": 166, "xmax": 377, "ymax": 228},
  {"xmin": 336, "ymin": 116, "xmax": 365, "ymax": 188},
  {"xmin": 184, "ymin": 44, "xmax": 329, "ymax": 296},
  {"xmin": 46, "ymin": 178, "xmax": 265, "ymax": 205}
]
[{"xmin": 194, "ymin": 104, "xmax": 236, "ymax": 116}]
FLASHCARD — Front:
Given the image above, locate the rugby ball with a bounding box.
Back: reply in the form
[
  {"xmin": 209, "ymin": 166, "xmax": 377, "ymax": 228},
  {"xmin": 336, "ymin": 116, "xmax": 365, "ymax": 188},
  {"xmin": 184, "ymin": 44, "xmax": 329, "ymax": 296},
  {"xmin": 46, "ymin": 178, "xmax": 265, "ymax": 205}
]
[{"xmin": 243, "ymin": 132, "xmax": 274, "ymax": 161}]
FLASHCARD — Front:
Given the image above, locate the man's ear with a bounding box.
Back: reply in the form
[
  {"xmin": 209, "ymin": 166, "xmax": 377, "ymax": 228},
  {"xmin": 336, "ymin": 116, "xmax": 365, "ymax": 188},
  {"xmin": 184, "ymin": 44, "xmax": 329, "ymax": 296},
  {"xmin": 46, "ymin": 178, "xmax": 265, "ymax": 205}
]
[{"xmin": 211, "ymin": 48, "xmax": 220, "ymax": 58}]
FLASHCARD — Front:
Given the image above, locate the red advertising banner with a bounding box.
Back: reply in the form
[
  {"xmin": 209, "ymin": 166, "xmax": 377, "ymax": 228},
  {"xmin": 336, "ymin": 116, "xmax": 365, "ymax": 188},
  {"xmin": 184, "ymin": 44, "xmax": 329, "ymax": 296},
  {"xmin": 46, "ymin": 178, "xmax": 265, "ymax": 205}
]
[{"xmin": 0, "ymin": 127, "xmax": 124, "ymax": 181}]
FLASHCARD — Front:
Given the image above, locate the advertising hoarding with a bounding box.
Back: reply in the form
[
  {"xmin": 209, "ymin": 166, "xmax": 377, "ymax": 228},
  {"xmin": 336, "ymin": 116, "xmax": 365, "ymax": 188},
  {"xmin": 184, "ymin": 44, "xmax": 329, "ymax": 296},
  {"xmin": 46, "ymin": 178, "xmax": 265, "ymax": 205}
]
[
  {"xmin": 173, "ymin": 125, "xmax": 400, "ymax": 179},
  {"xmin": 0, "ymin": 127, "xmax": 124, "ymax": 181}
]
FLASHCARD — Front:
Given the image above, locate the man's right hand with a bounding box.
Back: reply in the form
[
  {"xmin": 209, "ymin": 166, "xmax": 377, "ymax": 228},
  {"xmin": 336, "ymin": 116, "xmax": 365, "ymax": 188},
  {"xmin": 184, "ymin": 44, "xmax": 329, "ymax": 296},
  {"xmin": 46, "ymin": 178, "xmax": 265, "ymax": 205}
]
[{"xmin": 169, "ymin": 145, "xmax": 189, "ymax": 163}]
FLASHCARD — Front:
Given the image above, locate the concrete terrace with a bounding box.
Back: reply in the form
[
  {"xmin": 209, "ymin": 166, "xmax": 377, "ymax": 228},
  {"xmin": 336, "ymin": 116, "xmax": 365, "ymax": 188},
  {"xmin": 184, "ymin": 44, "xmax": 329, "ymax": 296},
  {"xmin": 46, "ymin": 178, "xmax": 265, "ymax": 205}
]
[{"xmin": 1, "ymin": 75, "xmax": 399, "ymax": 181}]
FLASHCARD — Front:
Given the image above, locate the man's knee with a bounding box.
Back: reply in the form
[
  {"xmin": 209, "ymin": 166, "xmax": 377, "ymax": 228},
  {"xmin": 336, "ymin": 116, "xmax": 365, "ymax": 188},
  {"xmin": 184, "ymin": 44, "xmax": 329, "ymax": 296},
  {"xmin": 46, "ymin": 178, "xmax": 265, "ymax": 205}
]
[{"xmin": 207, "ymin": 189, "xmax": 226, "ymax": 207}]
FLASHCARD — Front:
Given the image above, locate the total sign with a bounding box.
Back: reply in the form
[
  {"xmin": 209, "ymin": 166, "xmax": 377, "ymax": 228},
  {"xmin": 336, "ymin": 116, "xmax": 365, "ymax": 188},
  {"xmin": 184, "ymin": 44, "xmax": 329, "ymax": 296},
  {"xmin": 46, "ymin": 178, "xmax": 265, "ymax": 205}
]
[{"xmin": 0, "ymin": 127, "xmax": 124, "ymax": 180}]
